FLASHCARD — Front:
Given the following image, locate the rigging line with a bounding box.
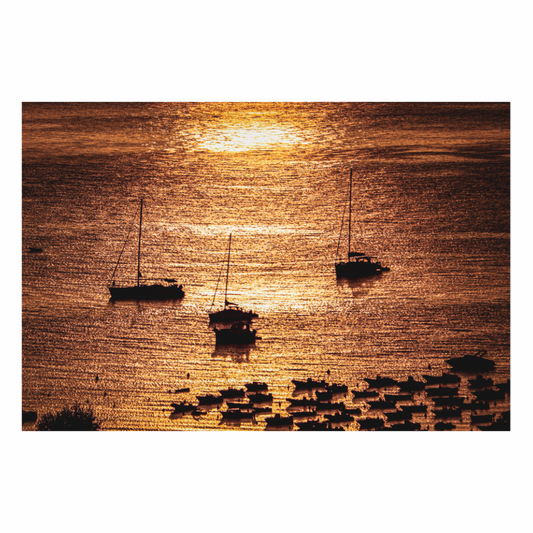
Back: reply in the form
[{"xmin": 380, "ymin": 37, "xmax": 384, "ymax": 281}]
[
  {"xmin": 210, "ymin": 251, "xmax": 226, "ymax": 308},
  {"xmin": 109, "ymin": 203, "xmax": 142, "ymax": 284},
  {"xmin": 336, "ymin": 201, "xmax": 347, "ymax": 262}
]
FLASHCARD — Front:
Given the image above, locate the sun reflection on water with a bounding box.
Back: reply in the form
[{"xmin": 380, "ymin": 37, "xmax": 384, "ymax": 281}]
[{"xmin": 195, "ymin": 125, "xmax": 305, "ymax": 153}]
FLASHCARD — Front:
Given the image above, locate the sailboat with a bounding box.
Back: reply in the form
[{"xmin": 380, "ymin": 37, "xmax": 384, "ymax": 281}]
[
  {"xmin": 108, "ymin": 199, "xmax": 185, "ymax": 300},
  {"xmin": 208, "ymin": 233, "xmax": 258, "ymax": 323},
  {"xmin": 335, "ymin": 169, "xmax": 389, "ymax": 278}
]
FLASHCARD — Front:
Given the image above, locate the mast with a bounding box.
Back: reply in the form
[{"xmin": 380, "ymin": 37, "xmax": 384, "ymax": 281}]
[
  {"xmin": 224, "ymin": 233, "xmax": 232, "ymax": 307},
  {"xmin": 137, "ymin": 199, "xmax": 143, "ymax": 287},
  {"xmin": 348, "ymin": 169, "xmax": 352, "ymax": 259}
]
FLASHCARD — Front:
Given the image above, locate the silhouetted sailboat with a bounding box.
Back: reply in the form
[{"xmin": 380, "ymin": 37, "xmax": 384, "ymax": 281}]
[
  {"xmin": 108, "ymin": 199, "xmax": 184, "ymax": 300},
  {"xmin": 335, "ymin": 169, "xmax": 389, "ymax": 278},
  {"xmin": 209, "ymin": 233, "xmax": 258, "ymax": 322}
]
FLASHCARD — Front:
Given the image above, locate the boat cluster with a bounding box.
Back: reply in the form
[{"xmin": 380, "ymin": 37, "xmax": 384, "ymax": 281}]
[{"xmin": 167, "ymin": 351, "xmax": 510, "ymax": 430}]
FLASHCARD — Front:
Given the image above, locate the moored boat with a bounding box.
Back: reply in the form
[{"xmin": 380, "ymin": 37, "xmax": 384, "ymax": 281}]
[
  {"xmin": 108, "ymin": 199, "xmax": 184, "ymax": 300},
  {"xmin": 445, "ymin": 350, "xmax": 495, "ymax": 372},
  {"xmin": 335, "ymin": 169, "xmax": 389, "ymax": 278},
  {"xmin": 209, "ymin": 234, "xmax": 258, "ymax": 323}
]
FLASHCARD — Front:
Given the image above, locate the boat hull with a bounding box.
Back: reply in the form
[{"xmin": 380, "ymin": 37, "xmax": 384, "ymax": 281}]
[
  {"xmin": 109, "ymin": 284, "xmax": 184, "ymax": 300},
  {"xmin": 209, "ymin": 308, "xmax": 258, "ymax": 323},
  {"xmin": 335, "ymin": 260, "xmax": 387, "ymax": 278}
]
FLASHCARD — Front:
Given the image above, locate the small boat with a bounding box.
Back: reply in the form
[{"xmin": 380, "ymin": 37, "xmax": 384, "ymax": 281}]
[
  {"xmin": 314, "ymin": 401, "xmax": 346, "ymax": 412},
  {"xmin": 422, "ymin": 373, "xmax": 460, "ymax": 385},
  {"xmin": 325, "ymin": 383, "xmax": 349, "ymax": 394},
  {"xmin": 433, "ymin": 408, "xmax": 462, "ymax": 419},
  {"xmin": 226, "ymin": 401, "xmax": 253, "ymax": 410},
  {"xmin": 28, "ymin": 247, "xmax": 43, "ymax": 253},
  {"xmin": 196, "ymin": 394, "xmax": 224, "ymax": 405},
  {"xmin": 385, "ymin": 410, "xmax": 413, "ymax": 422},
  {"xmin": 170, "ymin": 402, "xmax": 197, "ymax": 414},
  {"xmin": 357, "ymin": 418, "xmax": 385, "ymax": 430},
  {"xmin": 296, "ymin": 420, "xmax": 330, "ymax": 431},
  {"xmin": 495, "ymin": 379, "xmax": 510, "ymax": 393},
  {"xmin": 445, "ymin": 350, "xmax": 495, "ymax": 372},
  {"xmin": 397, "ymin": 376, "xmax": 425, "ymax": 392},
  {"xmin": 434, "ymin": 421, "xmax": 455, "ymax": 431},
  {"xmin": 425, "ymin": 386, "xmax": 459, "ymax": 397},
  {"xmin": 316, "ymin": 390, "xmax": 333, "ymax": 402},
  {"xmin": 214, "ymin": 321, "xmax": 257, "ymax": 345},
  {"xmin": 335, "ymin": 169, "xmax": 389, "ymax": 278},
  {"xmin": 473, "ymin": 388, "xmax": 506, "ymax": 402},
  {"xmin": 388, "ymin": 421, "xmax": 421, "ymax": 431},
  {"xmin": 478, "ymin": 418, "xmax": 510, "ymax": 431},
  {"xmin": 364, "ymin": 376, "xmax": 398, "ymax": 389},
  {"xmin": 22, "ymin": 410, "xmax": 38, "ymax": 423},
  {"xmin": 289, "ymin": 409, "xmax": 317, "ymax": 419},
  {"xmin": 265, "ymin": 413, "xmax": 294, "ymax": 427},
  {"xmin": 431, "ymin": 396, "xmax": 465, "ymax": 407},
  {"xmin": 400, "ymin": 404, "xmax": 427, "ymax": 414},
  {"xmin": 221, "ymin": 408, "xmax": 255, "ymax": 420},
  {"xmin": 247, "ymin": 392, "xmax": 273, "ymax": 404},
  {"xmin": 287, "ymin": 397, "xmax": 316, "ymax": 408},
  {"xmin": 324, "ymin": 412, "xmax": 354, "ymax": 424},
  {"xmin": 352, "ymin": 389, "xmax": 380, "ymax": 399},
  {"xmin": 342, "ymin": 407, "xmax": 363, "ymax": 416},
  {"xmin": 174, "ymin": 387, "xmax": 190, "ymax": 394},
  {"xmin": 209, "ymin": 234, "xmax": 258, "ymax": 323},
  {"xmin": 384, "ymin": 393, "xmax": 412, "ymax": 402},
  {"xmin": 109, "ymin": 199, "xmax": 184, "ymax": 300},
  {"xmin": 471, "ymin": 413, "xmax": 493, "ymax": 425},
  {"xmin": 468, "ymin": 375, "xmax": 494, "ymax": 389},
  {"xmin": 292, "ymin": 378, "xmax": 327, "ymax": 390},
  {"xmin": 367, "ymin": 400, "xmax": 396, "ymax": 411},
  {"xmin": 245, "ymin": 381, "xmax": 268, "ymax": 392},
  {"xmin": 252, "ymin": 406, "xmax": 272, "ymax": 415},
  {"xmin": 219, "ymin": 387, "xmax": 246, "ymax": 399},
  {"xmin": 462, "ymin": 401, "xmax": 489, "ymax": 410}
]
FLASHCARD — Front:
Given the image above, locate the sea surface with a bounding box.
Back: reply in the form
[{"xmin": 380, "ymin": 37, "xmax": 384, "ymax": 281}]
[{"xmin": 22, "ymin": 102, "xmax": 510, "ymax": 430}]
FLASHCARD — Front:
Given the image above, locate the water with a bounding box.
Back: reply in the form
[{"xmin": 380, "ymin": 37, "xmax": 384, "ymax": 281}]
[{"xmin": 22, "ymin": 103, "xmax": 510, "ymax": 430}]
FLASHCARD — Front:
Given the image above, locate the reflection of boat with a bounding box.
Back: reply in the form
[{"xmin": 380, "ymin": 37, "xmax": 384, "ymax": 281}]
[
  {"xmin": 209, "ymin": 234, "xmax": 258, "ymax": 323},
  {"xmin": 214, "ymin": 321, "xmax": 257, "ymax": 345},
  {"xmin": 109, "ymin": 199, "xmax": 184, "ymax": 300},
  {"xmin": 29, "ymin": 247, "xmax": 43, "ymax": 253},
  {"xmin": 445, "ymin": 350, "xmax": 495, "ymax": 372},
  {"xmin": 335, "ymin": 169, "xmax": 389, "ymax": 279}
]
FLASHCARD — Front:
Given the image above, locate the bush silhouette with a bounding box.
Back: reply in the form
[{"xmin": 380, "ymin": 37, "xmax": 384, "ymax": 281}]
[{"xmin": 36, "ymin": 403, "xmax": 101, "ymax": 431}]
